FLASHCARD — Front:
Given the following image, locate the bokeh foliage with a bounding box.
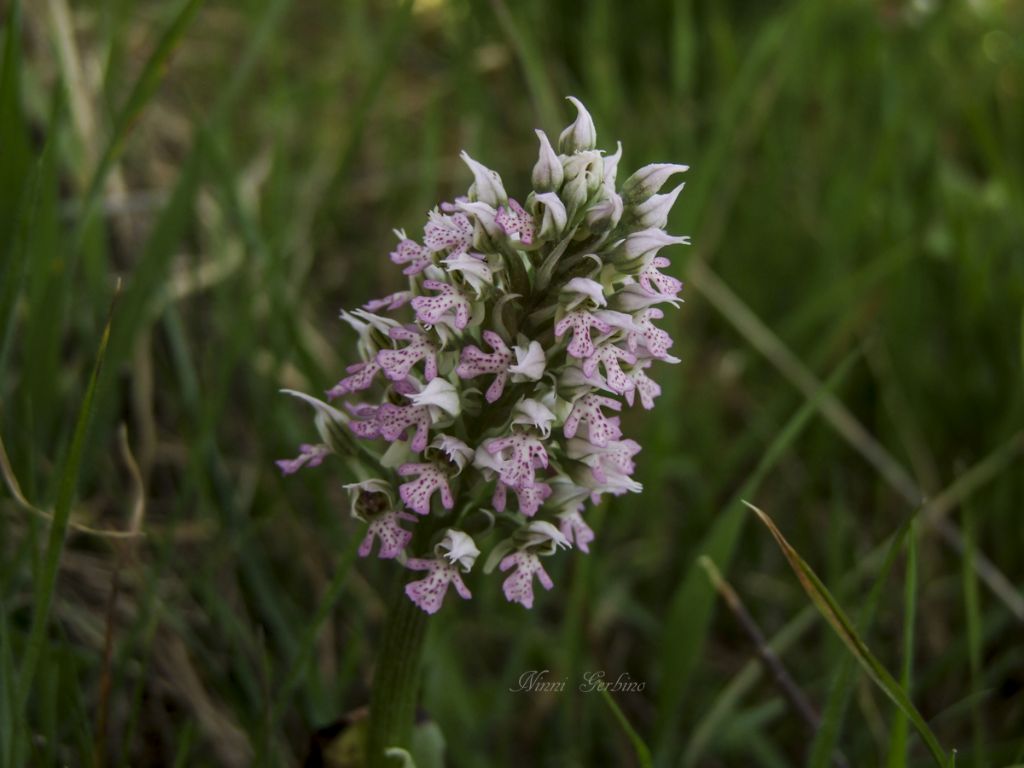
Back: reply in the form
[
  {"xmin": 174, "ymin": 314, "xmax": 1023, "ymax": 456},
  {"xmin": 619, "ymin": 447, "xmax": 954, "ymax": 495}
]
[{"xmin": 1, "ymin": 0, "xmax": 1022, "ymax": 765}]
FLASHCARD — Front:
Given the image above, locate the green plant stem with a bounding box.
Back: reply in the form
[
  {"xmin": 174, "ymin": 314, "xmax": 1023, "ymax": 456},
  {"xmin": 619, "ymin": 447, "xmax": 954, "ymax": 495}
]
[{"xmin": 366, "ymin": 575, "xmax": 429, "ymax": 768}]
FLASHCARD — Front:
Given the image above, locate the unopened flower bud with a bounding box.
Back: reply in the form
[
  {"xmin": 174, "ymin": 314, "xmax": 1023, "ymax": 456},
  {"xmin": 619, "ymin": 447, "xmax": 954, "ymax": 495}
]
[
  {"xmin": 532, "ymin": 130, "xmax": 564, "ymax": 191},
  {"xmin": 558, "ymin": 96, "xmax": 597, "ymax": 153},
  {"xmin": 621, "ymin": 163, "xmax": 689, "ymax": 203},
  {"xmin": 460, "ymin": 151, "xmax": 507, "ymax": 207},
  {"xmin": 532, "ymin": 192, "xmax": 568, "ymax": 240},
  {"xmin": 629, "ymin": 182, "xmax": 685, "ymax": 229},
  {"xmin": 602, "ymin": 141, "xmax": 623, "ymax": 191},
  {"xmin": 608, "ymin": 228, "xmax": 690, "ymax": 270},
  {"xmin": 585, "ymin": 191, "xmax": 623, "ymax": 233}
]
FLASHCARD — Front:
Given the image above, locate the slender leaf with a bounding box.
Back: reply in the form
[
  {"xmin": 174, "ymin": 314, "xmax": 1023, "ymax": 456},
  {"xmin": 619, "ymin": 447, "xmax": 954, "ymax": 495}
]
[
  {"xmin": 748, "ymin": 501, "xmax": 950, "ymax": 767},
  {"xmin": 657, "ymin": 350, "xmax": 859, "ymax": 745},
  {"xmin": 888, "ymin": 524, "xmax": 918, "ymax": 767},
  {"xmin": 810, "ymin": 511, "xmax": 922, "ymax": 766},
  {"xmin": 598, "ymin": 687, "xmax": 653, "ymax": 768},
  {"xmin": 17, "ymin": 290, "xmax": 117, "ymax": 727}
]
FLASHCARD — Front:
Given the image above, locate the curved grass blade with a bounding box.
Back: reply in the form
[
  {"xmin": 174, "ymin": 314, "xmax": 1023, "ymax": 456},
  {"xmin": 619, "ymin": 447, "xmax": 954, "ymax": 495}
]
[
  {"xmin": 16, "ymin": 286, "xmax": 118, "ymax": 721},
  {"xmin": 810, "ymin": 513, "xmax": 921, "ymax": 767},
  {"xmin": 887, "ymin": 525, "xmax": 918, "ymax": 767},
  {"xmin": 656, "ymin": 349, "xmax": 860, "ymax": 747},
  {"xmin": 747, "ymin": 501, "xmax": 950, "ymax": 767},
  {"xmin": 598, "ymin": 687, "xmax": 653, "ymax": 768}
]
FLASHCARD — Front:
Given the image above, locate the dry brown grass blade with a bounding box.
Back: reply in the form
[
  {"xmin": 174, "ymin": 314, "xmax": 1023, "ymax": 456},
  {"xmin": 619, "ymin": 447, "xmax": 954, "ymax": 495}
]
[
  {"xmin": 0, "ymin": 429, "xmax": 144, "ymax": 539},
  {"xmin": 95, "ymin": 424, "xmax": 149, "ymax": 765},
  {"xmin": 698, "ymin": 556, "xmax": 850, "ymax": 768}
]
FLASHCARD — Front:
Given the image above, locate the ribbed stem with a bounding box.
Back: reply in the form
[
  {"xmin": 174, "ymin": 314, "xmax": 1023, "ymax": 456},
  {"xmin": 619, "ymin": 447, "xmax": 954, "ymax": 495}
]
[{"xmin": 366, "ymin": 575, "xmax": 429, "ymax": 768}]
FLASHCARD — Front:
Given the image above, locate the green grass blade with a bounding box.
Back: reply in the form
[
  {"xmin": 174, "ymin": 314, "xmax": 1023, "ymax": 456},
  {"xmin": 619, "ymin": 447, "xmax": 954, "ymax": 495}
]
[
  {"xmin": 810, "ymin": 511, "xmax": 922, "ymax": 767},
  {"xmin": 16, "ymin": 291, "xmax": 116, "ymax": 714},
  {"xmin": 748, "ymin": 502, "xmax": 950, "ymax": 767},
  {"xmin": 0, "ymin": 160, "xmax": 37, "ymax": 378},
  {"xmin": 0, "ymin": 0, "xmax": 30, "ymax": 253},
  {"xmin": 656, "ymin": 350, "xmax": 859, "ymax": 748},
  {"xmin": 72, "ymin": 0, "xmax": 205, "ymax": 249},
  {"xmin": 887, "ymin": 523, "xmax": 918, "ymax": 767},
  {"xmin": 598, "ymin": 687, "xmax": 653, "ymax": 768},
  {"xmin": 0, "ymin": 602, "xmax": 15, "ymax": 768},
  {"xmin": 1, "ymin": 86, "xmax": 63, "ymax": 379},
  {"xmin": 961, "ymin": 503, "xmax": 986, "ymax": 768}
]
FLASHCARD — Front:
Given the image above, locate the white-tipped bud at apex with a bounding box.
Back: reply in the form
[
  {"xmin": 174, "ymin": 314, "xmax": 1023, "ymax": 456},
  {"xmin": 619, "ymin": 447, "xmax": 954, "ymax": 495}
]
[
  {"xmin": 562, "ymin": 151, "xmax": 603, "ymax": 215},
  {"xmin": 460, "ymin": 151, "xmax": 507, "ymax": 207},
  {"xmin": 630, "ymin": 182, "xmax": 685, "ymax": 229},
  {"xmin": 532, "ymin": 129, "xmax": 564, "ymax": 191},
  {"xmin": 558, "ymin": 96, "xmax": 598, "ymax": 154},
  {"xmin": 602, "ymin": 141, "xmax": 623, "ymax": 191},
  {"xmin": 610, "ymin": 227, "xmax": 690, "ymax": 267},
  {"xmin": 585, "ymin": 191, "xmax": 623, "ymax": 233},
  {"xmin": 532, "ymin": 192, "xmax": 568, "ymax": 240},
  {"xmin": 621, "ymin": 163, "xmax": 689, "ymax": 203}
]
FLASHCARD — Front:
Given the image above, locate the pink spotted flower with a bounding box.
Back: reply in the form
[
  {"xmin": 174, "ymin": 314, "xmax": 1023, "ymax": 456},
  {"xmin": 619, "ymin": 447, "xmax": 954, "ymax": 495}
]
[{"xmin": 280, "ymin": 96, "xmax": 689, "ymax": 613}]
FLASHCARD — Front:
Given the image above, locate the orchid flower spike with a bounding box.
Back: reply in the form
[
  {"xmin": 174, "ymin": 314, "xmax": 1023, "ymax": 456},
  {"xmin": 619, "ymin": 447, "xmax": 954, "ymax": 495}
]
[{"xmin": 281, "ymin": 97, "xmax": 689, "ymax": 612}]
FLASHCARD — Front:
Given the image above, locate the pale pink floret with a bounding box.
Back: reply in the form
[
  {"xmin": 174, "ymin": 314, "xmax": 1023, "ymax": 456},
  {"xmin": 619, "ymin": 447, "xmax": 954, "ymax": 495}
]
[
  {"xmin": 455, "ymin": 330, "xmax": 513, "ymax": 402},
  {"xmin": 582, "ymin": 344, "xmax": 637, "ymax": 394},
  {"xmin": 625, "ymin": 308, "xmax": 674, "ymax": 360},
  {"xmin": 500, "ymin": 552, "xmax": 553, "ymax": 609},
  {"xmin": 347, "ymin": 403, "xmax": 382, "ymax": 439},
  {"xmin": 377, "ymin": 404, "xmax": 432, "ymax": 452},
  {"xmin": 404, "ymin": 558, "xmax": 472, "ymax": 614},
  {"xmin": 483, "ymin": 433, "xmax": 549, "ymax": 489},
  {"xmin": 584, "ymin": 438, "xmax": 641, "ymax": 482},
  {"xmin": 359, "ymin": 510, "xmax": 417, "ymax": 559},
  {"xmin": 275, "ymin": 443, "xmax": 329, "ymax": 475},
  {"xmin": 624, "ymin": 362, "xmax": 662, "ymax": 409},
  {"xmin": 563, "ymin": 394, "xmax": 623, "ymax": 447},
  {"xmin": 411, "ymin": 280, "xmax": 471, "ymax": 330},
  {"xmin": 493, "ymin": 479, "xmax": 552, "ymax": 517},
  {"xmin": 495, "ymin": 198, "xmax": 535, "ymax": 245},
  {"xmin": 424, "ymin": 211, "xmax": 473, "ymax": 255},
  {"xmin": 638, "ymin": 256, "xmax": 683, "ymax": 298},
  {"xmin": 364, "ymin": 291, "xmax": 412, "ymax": 312},
  {"xmin": 390, "ymin": 238, "xmax": 432, "ymax": 275},
  {"xmin": 558, "ymin": 509, "xmax": 595, "ymax": 553},
  {"xmin": 377, "ymin": 326, "xmax": 438, "ymax": 382},
  {"xmin": 398, "ymin": 462, "xmax": 455, "ymax": 515},
  {"xmin": 326, "ymin": 360, "xmax": 382, "ymax": 399},
  {"xmin": 555, "ymin": 310, "xmax": 613, "ymax": 359}
]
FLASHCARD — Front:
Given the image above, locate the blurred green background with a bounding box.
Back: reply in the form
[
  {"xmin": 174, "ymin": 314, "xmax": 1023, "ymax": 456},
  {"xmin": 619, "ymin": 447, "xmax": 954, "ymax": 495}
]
[{"xmin": 2, "ymin": 0, "xmax": 1023, "ymax": 765}]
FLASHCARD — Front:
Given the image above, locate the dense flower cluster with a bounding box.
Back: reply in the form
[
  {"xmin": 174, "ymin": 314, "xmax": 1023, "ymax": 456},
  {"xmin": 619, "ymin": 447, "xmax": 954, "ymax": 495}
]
[{"xmin": 280, "ymin": 98, "xmax": 689, "ymax": 613}]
